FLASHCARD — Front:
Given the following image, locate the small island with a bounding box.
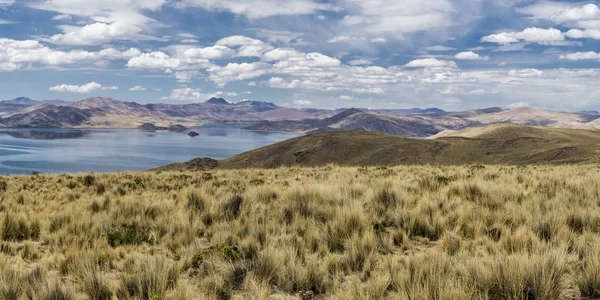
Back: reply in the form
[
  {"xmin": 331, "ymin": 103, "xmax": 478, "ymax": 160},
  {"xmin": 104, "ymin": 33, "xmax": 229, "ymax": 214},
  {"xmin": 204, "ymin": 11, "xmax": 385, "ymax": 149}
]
[
  {"xmin": 187, "ymin": 131, "xmax": 200, "ymax": 137},
  {"xmin": 138, "ymin": 123, "xmax": 187, "ymax": 132}
]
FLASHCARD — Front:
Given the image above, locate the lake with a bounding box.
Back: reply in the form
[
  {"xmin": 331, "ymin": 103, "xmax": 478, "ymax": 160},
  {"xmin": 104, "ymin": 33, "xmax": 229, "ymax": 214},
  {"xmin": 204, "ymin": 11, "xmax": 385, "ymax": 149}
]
[{"xmin": 0, "ymin": 126, "xmax": 300, "ymax": 175}]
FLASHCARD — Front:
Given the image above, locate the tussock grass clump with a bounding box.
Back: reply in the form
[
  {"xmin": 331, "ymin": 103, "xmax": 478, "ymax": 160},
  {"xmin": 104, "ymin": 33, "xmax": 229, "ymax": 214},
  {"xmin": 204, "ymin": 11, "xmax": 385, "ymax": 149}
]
[
  {"xmin": 117, "ymin": 257, "xmax": 178, "ymax": 300},
  {"xmin": 0, "ymin": 165, "xmax": 597, "ymax": 298},
  {"xmin": 1, "ymin": 214, "xmax": 41, "ymax": 242},
  {"xmin": 191, "ymin": 243, "xmax": 242, "ymax": 268}
]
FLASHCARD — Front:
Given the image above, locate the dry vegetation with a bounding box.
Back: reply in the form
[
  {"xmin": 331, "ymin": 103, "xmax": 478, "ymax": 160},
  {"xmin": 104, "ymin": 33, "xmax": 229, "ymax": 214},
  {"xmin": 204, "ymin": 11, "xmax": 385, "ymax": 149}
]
[{"xmin": 0, "ymin": 165, "xmax": 599, "ymax": 299}]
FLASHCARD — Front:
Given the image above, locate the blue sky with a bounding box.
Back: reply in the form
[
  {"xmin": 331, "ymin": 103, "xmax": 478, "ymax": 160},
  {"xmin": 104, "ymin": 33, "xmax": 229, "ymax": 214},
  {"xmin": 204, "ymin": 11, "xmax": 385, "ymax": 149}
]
[{"xmin": 1, "ymin": 0, "xmax": 600, "ymax": 110}]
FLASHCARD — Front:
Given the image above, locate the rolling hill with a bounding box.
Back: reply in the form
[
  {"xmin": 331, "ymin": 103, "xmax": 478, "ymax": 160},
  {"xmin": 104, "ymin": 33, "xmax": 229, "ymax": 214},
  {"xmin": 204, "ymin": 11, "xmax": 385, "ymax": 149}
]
[{"xmin": 157, "ymin": 124, "xmax": 600, "ymax": 171}]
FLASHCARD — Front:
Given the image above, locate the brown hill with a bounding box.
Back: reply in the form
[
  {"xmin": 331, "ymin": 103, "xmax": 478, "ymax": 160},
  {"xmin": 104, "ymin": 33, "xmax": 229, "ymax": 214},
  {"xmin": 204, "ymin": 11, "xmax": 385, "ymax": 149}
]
[{"xmin": 156, "ymin": 124, "xmax": 600, "ymax": 171}]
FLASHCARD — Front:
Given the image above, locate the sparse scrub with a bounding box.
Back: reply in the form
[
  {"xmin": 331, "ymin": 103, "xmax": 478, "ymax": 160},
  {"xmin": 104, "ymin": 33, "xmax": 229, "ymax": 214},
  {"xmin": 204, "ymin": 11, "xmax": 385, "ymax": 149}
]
[{"xmin": 0, "ymin": 165, "xmax": 596, "ymax": 298}]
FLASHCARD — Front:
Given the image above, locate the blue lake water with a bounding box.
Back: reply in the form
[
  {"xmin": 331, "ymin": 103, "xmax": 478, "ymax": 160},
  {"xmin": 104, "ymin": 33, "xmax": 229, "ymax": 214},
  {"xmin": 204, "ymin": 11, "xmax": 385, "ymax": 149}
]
[{"xmin": 0, "ymin": 126, "xmax": 300, "ymax": 175}]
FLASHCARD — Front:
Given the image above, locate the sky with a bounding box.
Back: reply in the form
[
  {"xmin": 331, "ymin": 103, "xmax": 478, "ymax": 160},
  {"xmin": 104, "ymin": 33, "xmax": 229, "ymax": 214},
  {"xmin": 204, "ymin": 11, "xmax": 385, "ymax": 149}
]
[{"xmin": 0, "ymin": 0, "xmax": 600, "ymax": 111}]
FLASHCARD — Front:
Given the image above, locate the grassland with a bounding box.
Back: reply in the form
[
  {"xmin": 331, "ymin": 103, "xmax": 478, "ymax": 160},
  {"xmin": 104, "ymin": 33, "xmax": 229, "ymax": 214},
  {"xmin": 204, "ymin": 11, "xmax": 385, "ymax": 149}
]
[{"xmin": 0, "ymin": 165, "xmax": 599, "ymax": 299}]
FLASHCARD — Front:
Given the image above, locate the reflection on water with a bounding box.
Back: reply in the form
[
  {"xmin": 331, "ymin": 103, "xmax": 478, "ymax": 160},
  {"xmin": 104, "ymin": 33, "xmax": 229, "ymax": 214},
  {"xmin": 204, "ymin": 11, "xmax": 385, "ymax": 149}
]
[{"xmin": 0, "ymin": 125, "xmax": 299, "ymax": 175}]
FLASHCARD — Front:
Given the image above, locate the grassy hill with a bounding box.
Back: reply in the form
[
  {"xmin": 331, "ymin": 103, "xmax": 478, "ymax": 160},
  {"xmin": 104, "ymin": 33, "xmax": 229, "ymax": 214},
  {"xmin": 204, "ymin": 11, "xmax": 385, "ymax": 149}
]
[
  {"xmin": 159, "ymin": 124, "xmax": 600, "ymax": 171},
  {"xmin": 1, "ymin": 166, "xmax": 599, "ymax": 299}
]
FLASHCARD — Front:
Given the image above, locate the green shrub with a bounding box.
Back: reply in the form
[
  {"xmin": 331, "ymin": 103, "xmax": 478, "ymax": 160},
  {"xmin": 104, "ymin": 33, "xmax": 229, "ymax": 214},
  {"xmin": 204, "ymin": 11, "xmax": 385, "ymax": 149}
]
[
  {"xmin": 191, "ymin": 244, "xmax": 241, "ymax": 268},
  {"xmin": 107, "ymin": 223, "xmax": 154, "ymax": 247}
]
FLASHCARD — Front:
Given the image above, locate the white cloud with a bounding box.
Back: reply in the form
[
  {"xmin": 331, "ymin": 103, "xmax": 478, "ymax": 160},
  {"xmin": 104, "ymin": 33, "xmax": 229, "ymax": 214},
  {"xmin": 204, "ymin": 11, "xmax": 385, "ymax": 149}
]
[
  {"xmin": 566, "ymin": 29, "xmax": 600, "ymax": 40},
  {"xmin": 327, "ymin": 36, "xmax": 365, "ymax": 43},
  {"xmin": 126, "ymin": 51, "xmax": 212, "ymax": 70},
  {"xmin": 370, "ymin": 38, "xmax": 387, "ymax": 43},
  {"xmin": 162, "ymin": 87, "xmax": 206, "ymax": 101},
  {"xmin": 422, "ymin": 72, "xmax": 478, "ymax": 84},
  {"xmin": 348, "ymin": 58, "xmax": 373, "ymax": 66},
  {"xmin": 0, "ymin": 0, "xmax": 13, "ymax": 7},
  {"xmin": 208, "ymin": 62, "xmax": 273, "ymax": 86},
  {"xmin": 481, "ymin": 27, "xmax": 564, "ymax": 44},
  {"xmin": 0, "ymin": 19, "xmax": 15, "ymax": 24},
  {"xmin": 508, "ymin": 102, "xmax": 530, "ymax": 109},
  {"xmin": 560, "ymin": 51, "xmax": 600, "ymax": 61},
  {"xmin": 52, "ymin": 14, "xmax": 72, "ymax": 21},
  {"xmin": 0, "ymin": 38, "xmax": 138, "ymax": 71},
  {"xmin": 454, "ymin": 51, "xmax": 489, "ymax": 61},
  {"xmin": 425, "ymin": 45, "xmax": 455, "ymax": 51},
  {"xmin": 216, "ymin": 35, "xmax": 273, "ymax": 57},
  {"xmin": 181, "ymin": 45, "xmax": 236, "ymax": 60},
  {"xmin": 162, "ymin": 88, "xmax": 238, "ymax": 101},
  {"xmin": 404, "ymin": 58, "xmax": 457, "ymax": 68},
  {"xmin": 175, "ymin": 71, "xmax": 201, "ymax": 82},
  {"xmin": 339, "ymin": 95, "xmax": 354, "ymax": 100},
  {"xmin": 293, "ymin": 100, "xmax": 312, "ymax": 106},
  {"xmin": 518, "ymin": 3, "xmax": 600, "ymax": 29},
  {"xmin": 49, "ymin": 82, "xmax": 118, "ymax": 93},
  {"xmin": 338, "ymin": 0, "xmax": 456, "ymax": 37},
  {"xmin": 181, "ymin": 39, "xmax": 199, "ymax": 43},
  {"xmin": 216, "ymin": 35, "xmax": 264, "ymax": 46},
  {"xmin": 508, "ymin": 68, "xmax": 543, "ymax": 78},
  {"xmin": 29, "ymin": 1, "xmax": 168, "ymax": 44},
  {"xmin": 176, "ymin": 0, "xmax": 331, "ymax": 19},
  {"xmin": 47, "ymin": 22, "xmax": 158, "ymax": 46},
  {"xmin": 129, "ymin": 85, "xmax": 146, "ymax": 91}
]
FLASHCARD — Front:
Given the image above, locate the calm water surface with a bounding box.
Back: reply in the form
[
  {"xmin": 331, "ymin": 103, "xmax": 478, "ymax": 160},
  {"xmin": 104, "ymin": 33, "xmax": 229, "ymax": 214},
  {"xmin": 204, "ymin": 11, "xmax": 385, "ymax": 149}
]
[{"xmin": 0, "ymin": 126, "xmax": 300, "ymax": 175}]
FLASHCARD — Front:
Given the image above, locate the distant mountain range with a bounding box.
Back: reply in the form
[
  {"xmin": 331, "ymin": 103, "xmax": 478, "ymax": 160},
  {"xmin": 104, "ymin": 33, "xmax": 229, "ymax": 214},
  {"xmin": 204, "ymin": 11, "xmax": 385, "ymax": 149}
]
[
  {"xmin": 0, "ymin": 97, "xmax": 331, "ymax": 128},
  {"xmin": 2, "ymin": 97, "xmax": 600, "ymax": 138},
  {"xmin": 246, "ymin": 106, "xmax": 600, "ymax": 137}
]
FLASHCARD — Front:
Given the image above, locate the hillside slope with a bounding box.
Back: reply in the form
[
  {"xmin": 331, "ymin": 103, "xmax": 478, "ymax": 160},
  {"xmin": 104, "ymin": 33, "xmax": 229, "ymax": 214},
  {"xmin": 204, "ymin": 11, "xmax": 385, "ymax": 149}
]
[{"xmin": 156, "ymin": 124, "xmax": 600, "ymax": 171}]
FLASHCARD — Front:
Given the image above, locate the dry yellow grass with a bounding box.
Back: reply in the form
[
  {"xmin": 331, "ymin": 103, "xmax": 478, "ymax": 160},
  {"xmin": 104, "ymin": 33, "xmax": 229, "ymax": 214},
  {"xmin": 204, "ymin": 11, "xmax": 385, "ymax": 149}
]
[{"xmin": 0, "ymin": 165, "xmax": 599, "ymax": 299}]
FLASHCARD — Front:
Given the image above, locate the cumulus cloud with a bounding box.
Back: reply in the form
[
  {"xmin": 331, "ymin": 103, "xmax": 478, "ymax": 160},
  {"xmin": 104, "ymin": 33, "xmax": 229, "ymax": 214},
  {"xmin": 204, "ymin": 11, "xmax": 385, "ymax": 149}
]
[
  {"xmin": 216, "ymin": 35, "xmax": 273, "ymax": 57},
  {"xmin": 425, "ymin": 45, "xmax": 455, "ymax": 51},
  {"xmin": 208, "ymin": 62, "xmax": 273, "ymax": 86},
  {"xmin": 176, "ymin": 0, "xmax": 331, "ymax": 19},
  {"xmin": 327, "ymin": 36, "xmax": 365, "ymax": 43},
  {"xmin": 29, "ymin": 1, "xmax": 168, "ymax": 45},
  {"xmin": 404, "ymin": 58, "xmax": 457, "ymax": 68},
  {"xmin": 129, "ymin": 85, "xmax": 146, "ymax": 91},
  {"xmin": 518, "ymin": 3, "xmax": 600, "ymax": 29},
  {"xmin": 454, "ymin": 51, "xmax": 489, "ymax": 61},
  {"xmin": 49, "ymin": 82, "xmax": 118, "ymax": 93},
  {"xmin": 175, "ymin": 71, "xmax": 201, "ymax": 82},
  {"xmin": 481, "ymin": 27, "xmax": 564, "ymax": 44},
  {"xmin": 348, "ymin": 58, "xmax": 373, "ymax": 66},
  {"xmin": 560, "ymin": 51, "xmax": 600, "ymax": 61},
  {"xmin": 162, "ymin": 88, "xmax": 238, "ymax": 101},
  {"xmin": 181, "ymin": 45, "xmax": 236, "ymax": 60},
  {"xmin": 293, "ymin": 99, "xmax": 312, "ymax": 106},
  {"xmin": 46, "ymin": 22, "xmax": 159, "ymax": 46},
  {"xmin": 566, "ymin": 29, "xmax": 600, "ymax": 40},
  {"xmin": 52, "ymin": 14, "xmax": 72, "ymax": 21},
  {"xmin": 508, "ymin": 101, "xmax": 530, "ymax": 108},
  {"xmin": 0, "ymin": 38, "xmax": 138, "ymax": 71},
  {"xmin": 508, "ymin": 68, "xmax": 543, "ymax": 78}
]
